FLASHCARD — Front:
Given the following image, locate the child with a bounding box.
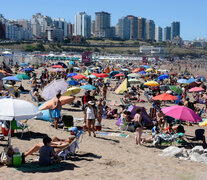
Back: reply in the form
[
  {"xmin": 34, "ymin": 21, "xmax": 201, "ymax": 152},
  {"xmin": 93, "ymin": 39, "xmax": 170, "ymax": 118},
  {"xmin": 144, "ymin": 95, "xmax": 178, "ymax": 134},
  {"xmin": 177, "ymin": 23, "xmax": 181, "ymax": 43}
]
[{"xmin": 39, "ymin": 136, "xmax": 57, "ymax": 166}]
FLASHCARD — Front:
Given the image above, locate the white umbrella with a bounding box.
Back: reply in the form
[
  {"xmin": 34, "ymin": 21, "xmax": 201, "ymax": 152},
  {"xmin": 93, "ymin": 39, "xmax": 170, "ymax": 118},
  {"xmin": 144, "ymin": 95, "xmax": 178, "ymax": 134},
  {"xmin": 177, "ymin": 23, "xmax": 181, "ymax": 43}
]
[
  {"xmin": 127, "ymin": 73, "xmax": 139, "ymax": 78},
  {"xmin": 42, "ymin": 79, "xmax": 68, "ymax": 100},
  {"xmin": 0, "ymin": 98, "xmax": 42, "ymax": 145}
]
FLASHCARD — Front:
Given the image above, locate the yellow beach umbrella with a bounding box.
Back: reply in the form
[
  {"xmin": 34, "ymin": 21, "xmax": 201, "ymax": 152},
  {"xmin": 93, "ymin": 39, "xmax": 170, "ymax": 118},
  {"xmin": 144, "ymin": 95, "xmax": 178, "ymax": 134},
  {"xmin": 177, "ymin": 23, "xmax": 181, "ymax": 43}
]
[
  {"xmin": 144, "ymin": 81, "xmax": 159, "ymax": 86},
  {"xmin": 63, "ymin": 87, "xmax": 81, "ymax": 96},
  {"xmin": 200, "ymin": 119, "xmax": 207, "ymax": 126},
  {"xmin": 145, "ymin": 68, "xmax": 153, "ymax": 72}
]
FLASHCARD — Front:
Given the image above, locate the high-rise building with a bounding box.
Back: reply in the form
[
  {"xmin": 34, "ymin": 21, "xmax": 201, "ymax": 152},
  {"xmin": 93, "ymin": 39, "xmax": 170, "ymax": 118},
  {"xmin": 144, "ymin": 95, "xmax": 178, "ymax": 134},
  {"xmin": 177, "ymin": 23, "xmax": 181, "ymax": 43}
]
[
  {"xmin": 127, "ymin": 15, "xmax": 138, "ymax": 40},
  {"xmin": 94, "ymin": 11, "xmax": 111, "ymax": 38},
  {"xmin": 118, "ymin": 16, "xmax": 130, "ymax": 40},
  {"xmin": 53, "ymin": 18, "xmax": 68, "ymax": 37},
  {"xmin": 68, "ymin": 23, "xmax": 73, "ymax": 36},
  {"xmin": 91, "ymin": 20, "xmax": 95, "ymax": 36},
  {"xmin": 30, "ymin": 13, "xmax": 53, "ymax": 38},
  {"xmin": 74, "ymin": 12, "xmax": 91, "ymax": 38},
  {"xmin": 146, "ymin": 20, "xmax": 155, "ymax": 40},
  {"xmin": 17, "ymin": 19, "xmax": 32, "ymax": 40},
  {"xmin": 137, "ymin": 17, "xmax": 146, "ymax": 40},
  {"xmin": 171, "ymin": 21, "xmax": 180, "ymax": 40},
  {"xmin": 115, "ymin": 24, "xmax": 119, "ymax": 37},
  {"xmin": 0, "ymin": 22, "xmax": 5, "ymax": 39},
  {"xmin": 164, "ymin": 26, "xmax": 171, "ymax": 41},
  {"xmin": 155, "ymin": 26, "xmax": 162, "ymax": 42}
]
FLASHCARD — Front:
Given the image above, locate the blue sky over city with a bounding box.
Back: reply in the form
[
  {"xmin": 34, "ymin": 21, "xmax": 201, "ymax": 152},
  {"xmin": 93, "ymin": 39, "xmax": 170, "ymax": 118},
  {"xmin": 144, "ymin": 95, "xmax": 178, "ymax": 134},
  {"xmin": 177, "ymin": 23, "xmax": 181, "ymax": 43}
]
[{"xmin": 0, "ymin": 0, "xmax": 206, "ymax": 40}]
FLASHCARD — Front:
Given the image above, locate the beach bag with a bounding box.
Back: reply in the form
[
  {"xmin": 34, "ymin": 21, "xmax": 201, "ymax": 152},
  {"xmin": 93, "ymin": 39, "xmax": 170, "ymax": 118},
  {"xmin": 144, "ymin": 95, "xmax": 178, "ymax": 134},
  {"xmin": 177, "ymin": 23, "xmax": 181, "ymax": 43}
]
[{"xmin": 0, "ymin": 146, "xmax": 13, "ymax": 166}]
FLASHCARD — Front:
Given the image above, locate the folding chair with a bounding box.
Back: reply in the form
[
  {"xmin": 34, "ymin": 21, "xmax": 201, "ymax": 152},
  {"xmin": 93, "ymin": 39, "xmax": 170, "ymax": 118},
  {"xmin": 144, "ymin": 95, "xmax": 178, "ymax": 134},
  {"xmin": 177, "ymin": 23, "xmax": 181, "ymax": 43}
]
[{"xmin": 11, "ymin": 119, "xmax": 29, "ymax": 138}]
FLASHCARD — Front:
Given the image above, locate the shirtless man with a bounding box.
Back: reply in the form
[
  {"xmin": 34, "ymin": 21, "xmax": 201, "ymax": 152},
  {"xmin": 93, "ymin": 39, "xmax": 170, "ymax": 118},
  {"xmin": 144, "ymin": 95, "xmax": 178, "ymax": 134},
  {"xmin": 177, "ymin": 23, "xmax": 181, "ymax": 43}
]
[{"xmin": 51, "ymin": 90, "xmax": 62, "ymax": 129}]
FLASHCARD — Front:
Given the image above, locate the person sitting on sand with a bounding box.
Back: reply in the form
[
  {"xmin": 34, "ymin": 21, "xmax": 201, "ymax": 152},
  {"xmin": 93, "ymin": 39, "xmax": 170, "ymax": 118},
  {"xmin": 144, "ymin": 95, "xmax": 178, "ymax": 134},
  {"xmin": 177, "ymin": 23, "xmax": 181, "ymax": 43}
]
[
  {"xmin": 39, "ymin": 136, "xmax": 58, "ymax": 166},
  {"xmin": 164, "ymin": 124, "xmax": 175, "ymax": 135}
]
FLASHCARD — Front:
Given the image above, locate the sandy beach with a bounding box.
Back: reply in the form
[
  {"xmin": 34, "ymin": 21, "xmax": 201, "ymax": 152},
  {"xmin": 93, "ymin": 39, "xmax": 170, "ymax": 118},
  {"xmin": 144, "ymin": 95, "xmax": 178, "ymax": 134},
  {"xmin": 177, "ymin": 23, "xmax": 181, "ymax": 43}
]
[{"xmin": 0, "ymin": 63, "xmax": 207, "ymax": 180}]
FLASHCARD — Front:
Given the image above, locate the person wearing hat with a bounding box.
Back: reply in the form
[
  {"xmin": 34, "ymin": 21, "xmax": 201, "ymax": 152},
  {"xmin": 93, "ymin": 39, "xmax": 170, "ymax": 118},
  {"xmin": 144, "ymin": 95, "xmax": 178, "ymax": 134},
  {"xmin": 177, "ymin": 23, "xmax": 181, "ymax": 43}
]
[
  {"xmin": 84, "ymin": 101, "xmax": 97, "ymax": 137},
  {"xmin": 51, "ymin": 90, "xmax": 62, "ymax": 129}
]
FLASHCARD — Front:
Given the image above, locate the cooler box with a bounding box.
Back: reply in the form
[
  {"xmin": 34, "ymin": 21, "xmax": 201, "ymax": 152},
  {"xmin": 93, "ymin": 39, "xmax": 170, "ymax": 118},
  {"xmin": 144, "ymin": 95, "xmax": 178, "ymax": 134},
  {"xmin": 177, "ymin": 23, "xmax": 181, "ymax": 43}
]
[
  {"xmin": 13, "ymin": 153, "xmax": 22, "ymax": 166},
  {"xmin": 2, "ymin": 127, "xmax": 14, "ymax": 136},
  {"xmin": 95, "ymin": 125, "xmax": 102, "ymax": 131}
]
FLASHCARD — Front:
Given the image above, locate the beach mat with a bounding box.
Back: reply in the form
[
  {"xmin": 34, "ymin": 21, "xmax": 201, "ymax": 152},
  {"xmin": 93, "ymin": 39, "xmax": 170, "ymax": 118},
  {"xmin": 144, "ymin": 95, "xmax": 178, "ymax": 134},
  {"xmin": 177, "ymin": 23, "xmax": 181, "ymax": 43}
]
[
  {"xmin": 97, "ymin": 132, "xmax": 129, "ymax": 138},
  {"xmin": 15, "ymin": 162, "xmax": 66, "ymax": 172}
]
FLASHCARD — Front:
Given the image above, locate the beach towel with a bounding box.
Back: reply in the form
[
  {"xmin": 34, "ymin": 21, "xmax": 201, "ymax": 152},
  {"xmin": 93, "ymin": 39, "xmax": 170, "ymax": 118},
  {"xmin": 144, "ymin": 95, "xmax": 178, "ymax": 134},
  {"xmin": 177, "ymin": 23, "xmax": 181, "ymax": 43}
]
[
  {"xmin": 96, "ymin": 132, "xmax": 129, "ymax": 138},
  {"xmin": 14, "ymin": 162, "xmax": 67, "ymax": 172}
]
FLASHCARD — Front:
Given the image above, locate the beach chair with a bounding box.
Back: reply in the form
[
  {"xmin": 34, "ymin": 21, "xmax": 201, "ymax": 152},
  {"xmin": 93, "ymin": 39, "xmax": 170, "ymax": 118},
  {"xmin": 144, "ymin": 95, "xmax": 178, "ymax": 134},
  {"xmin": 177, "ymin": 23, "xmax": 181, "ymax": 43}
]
[
  {"xmin": 11, "ymin": 120, "xmax": 29, "ymax": 138},
  {"xmin": 58, "ymin": 130, "xmax": 83, "ymax": 160}
]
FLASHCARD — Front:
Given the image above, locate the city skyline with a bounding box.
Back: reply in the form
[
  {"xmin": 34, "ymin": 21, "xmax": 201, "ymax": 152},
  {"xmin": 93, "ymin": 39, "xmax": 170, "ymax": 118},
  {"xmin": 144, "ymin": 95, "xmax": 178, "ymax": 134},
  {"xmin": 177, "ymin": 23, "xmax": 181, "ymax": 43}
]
[{"xmin": 0, "ymin": 0, "xmax": 206, "ymax": 40}]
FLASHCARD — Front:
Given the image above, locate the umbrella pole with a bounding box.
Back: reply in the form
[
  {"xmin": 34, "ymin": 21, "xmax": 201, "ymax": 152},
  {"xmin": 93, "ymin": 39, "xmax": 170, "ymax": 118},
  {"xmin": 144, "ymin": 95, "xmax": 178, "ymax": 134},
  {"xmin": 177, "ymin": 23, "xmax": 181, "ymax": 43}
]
[{"xmin": 8, "ymin": 121, "xmax": 11, "ymax": 146}]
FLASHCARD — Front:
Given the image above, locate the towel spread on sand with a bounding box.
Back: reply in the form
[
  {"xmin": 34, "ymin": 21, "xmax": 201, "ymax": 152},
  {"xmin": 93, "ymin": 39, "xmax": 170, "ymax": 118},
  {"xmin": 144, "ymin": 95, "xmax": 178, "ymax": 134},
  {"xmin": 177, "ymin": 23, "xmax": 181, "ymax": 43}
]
[{"xmin": 97, "ymin": 132, "xmax": 129, "ymax": 138}]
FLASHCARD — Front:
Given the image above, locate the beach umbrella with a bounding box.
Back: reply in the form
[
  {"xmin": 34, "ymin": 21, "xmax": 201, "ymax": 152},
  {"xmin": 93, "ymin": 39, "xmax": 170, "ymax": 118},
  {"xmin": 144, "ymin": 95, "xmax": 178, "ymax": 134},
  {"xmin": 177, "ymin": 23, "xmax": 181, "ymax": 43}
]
[
  {"xmin": 145, "ymin": 68, "xmax": 153, "ymax": 72},
  {"xmin": 170, "ymin": 86, "xmax": 183, "ymax": 94},
  {"xmin": 80, "ymin": 80, "xmax": 87, "ymax": 83},
  {"xmin": 67, "ymin": 73, "xmax": 77, "ymax": 77},
  {"xmin": 162, "ymin": 105, "xmax": 201, "ymax": 122},
  {"xmin": 2, "ymin": 76, "xmax": 21, "ymax": 82},
  {"xmin": 50, "ymin": 68, "xmax": 64, "ymax": 72},
  {"xmin": 63, "ymin": 87, "xmax": 81, "ymax": 96},
  {"xmin": 19, "ymin": 63, "xmax": 29, "ymax": 67},
  {"xmin": 96, "ymin": 73, "xmax": 109, "ymax": 78},
  {"xmin": 142, "ymin": 65, "xmax": 150, "ymax": 68},
  {"xmin": 109, "ymin": 71, "xmax": 119, "ymax": 78},
  {"xmin": 80, "ymin": 84, "xmax": 96, "ymax": 91},
  {"xmin": 42, "ymin": 79, "xmax": 68, "ymax": 100},
  {"xmin": 56, "ymin": 62, "xmax": 67, "ymax": 68},
  {"xmin": 73, "ymin": 74, "xmax": 87, "ymax": 79},
  {"xmin": 128, "ymin": 79, "xmax": 141, "ymax": 84},
  {"xmin": 144, "ymin": 81, "xmax": 159, "ymax": 87},
  {"xmin": 189, "ymin": 87, "xmax": 204, "ymax": 92},
  {"xmin": 132, "ymin": 68, "xmax": 140, "ymax": 73},
  {"xmin": 4, "ymin": 84, "xmax": 20, "ymax": 97},
  {"xmin": 177, "ymin": 79, "xmax": 188, "ymax": 84},
  {"xmin": 187, "ymin": 78, "xmax": 196, "ymax": 84},
  {"xmin": 51, "ymin": 65, "xmax": 63, "ymax": 68},
  {"xmin": 114, "ymin": 73, "xmax": 125, "ymax": 77},
  {"xmin": 68, "ymin": 80, "xmax": 79, "ymax": 86},
  {"xmin": 127, "ymin": 73, "xmax": 139, "ymax": 78},
  {"xmin": 0, "ymin": 98, "xmax": 42, "ymax": 145},
  {"xmin": 40, "ymin": 96, "xmax": 75, "ymax": 110},
  {"xmin": 22, "ymin": 68, "xmax": 34, "ymax": 72},
  {"xmin": 199, "ymin": 119, "xmax": 207, "ymax": 127},
  {"xmin": 15, "ymin": 74, "xmax": 29, "ymax": 80},
  {"xmin": 87, "ymin": 75, "xmax": 96, "ymax": 79},
  {"xmin": 139, "ymin": 71, "xmax": 146, "ymax": 74},
  {"xmin": 152, "ymin": 93, "xmax": 178, "ymax": 101},
  {"xmin": 158, "ymin": 74, "xmax": 169, "ymax": 80}
]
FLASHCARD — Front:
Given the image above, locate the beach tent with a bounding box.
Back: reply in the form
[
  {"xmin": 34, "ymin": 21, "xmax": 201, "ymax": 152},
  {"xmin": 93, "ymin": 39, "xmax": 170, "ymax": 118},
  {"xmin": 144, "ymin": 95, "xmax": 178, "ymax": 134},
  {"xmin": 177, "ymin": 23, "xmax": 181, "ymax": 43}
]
[
  {"xmin": 114, "ymin": 79, "xmax": 128, "ymax": 94},
  {"xmin": 83, "ymin": 68, "xmax": 92, "ymax": 76},
  {"xmin": 116, "ymin": 105, "xmax": 153, "ymax": 127},
  {"xmin": 37, "ymin": 103, "xmax": 52, "ymax": 122}
]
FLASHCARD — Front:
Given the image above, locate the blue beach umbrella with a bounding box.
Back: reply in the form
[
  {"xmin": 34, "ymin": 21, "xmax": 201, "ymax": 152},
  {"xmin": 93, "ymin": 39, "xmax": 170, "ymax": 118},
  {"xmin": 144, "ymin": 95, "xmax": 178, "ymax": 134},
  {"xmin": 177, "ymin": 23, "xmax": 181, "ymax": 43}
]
[
  {"xmin": 2, "ymin": 76, "xmax": 21, "ymax": 82},
  {"xmin": 187, "ymin": 78, "xmax": 196, "ymax": 84},
  {"xmin": 23, "ymin": 68, "xmax": 34, "ymax": 72},
  {"xmin": 158, "ymin": 74, "xmax": 169, "ymax": 80},
  {"xmin": 19, "ymin": 63, "xmax": 29, "ymax": 67},
  {"xmin": 67, "ymin": 73, "xmax": 77, "ymax": 77},
  {"xmin": 80, "ymin": 84, "xmax": 96, "ymax": 90},
  {"xmin": 68, "ymin": 80, "xmax": 79, "ymax": 86},
  {"xmin": 80, "ymin": 80, "xmax": 87, "ymax": 83},
  {"xmin": 142, "ymin": 65, "xmax": 150, "ymax": 68},
  {"xmin": 177, "ymin": 79, "xmax": 188, "ymax": 84},
  {"xmin": 139, "ymin": 71, "xmax": 146, "ymax": 74}
]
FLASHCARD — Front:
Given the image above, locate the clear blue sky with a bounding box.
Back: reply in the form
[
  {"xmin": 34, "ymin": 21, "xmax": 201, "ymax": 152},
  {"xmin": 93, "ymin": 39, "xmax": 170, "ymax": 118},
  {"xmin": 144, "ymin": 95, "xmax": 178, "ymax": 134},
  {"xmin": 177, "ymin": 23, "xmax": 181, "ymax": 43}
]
[{"xmin": 0, "ymin": 0, "xmax": 206, "ymax": 40}]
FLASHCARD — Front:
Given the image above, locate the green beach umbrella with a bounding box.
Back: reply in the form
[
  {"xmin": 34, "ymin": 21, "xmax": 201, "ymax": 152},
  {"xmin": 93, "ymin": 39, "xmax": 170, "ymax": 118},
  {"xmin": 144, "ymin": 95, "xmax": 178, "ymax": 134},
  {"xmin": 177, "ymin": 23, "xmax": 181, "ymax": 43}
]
[
  {"xmin": 15, "ymin": 74, "xmax": 30, "ymax": 80},
  {"xmin": 170, "ymin": 86, "xmax": 183, "ymax": 94}
]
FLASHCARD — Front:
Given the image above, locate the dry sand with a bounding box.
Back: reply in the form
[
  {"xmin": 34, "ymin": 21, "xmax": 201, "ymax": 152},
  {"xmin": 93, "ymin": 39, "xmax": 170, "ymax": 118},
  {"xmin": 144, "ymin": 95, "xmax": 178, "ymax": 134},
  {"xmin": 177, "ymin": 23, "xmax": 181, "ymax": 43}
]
[{"xmin": 0, "ymin": 65, "xmax": 207, "ymax": 180}]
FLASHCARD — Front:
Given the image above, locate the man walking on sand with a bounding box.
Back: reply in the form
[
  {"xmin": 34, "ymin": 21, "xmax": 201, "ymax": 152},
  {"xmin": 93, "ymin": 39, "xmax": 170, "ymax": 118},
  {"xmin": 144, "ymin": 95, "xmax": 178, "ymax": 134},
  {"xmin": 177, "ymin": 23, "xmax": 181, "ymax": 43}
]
[{"xmin": 51, "ymin": 90, "xmax": 62, "ymax": 129}]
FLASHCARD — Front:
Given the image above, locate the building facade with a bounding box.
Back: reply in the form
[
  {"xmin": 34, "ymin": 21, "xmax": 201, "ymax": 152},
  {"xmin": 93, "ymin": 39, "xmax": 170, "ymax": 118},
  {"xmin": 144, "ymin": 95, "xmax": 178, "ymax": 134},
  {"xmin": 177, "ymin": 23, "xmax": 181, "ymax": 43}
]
[
  {"xmin": 146, "ymin": 20, "xmax": 155, "ymax": 40},
  {"xmin": 127, "ymin": 15, "xmax": 138, "ymax": 40},
  {"xmin": 137, "ymin": 17, "xmax": 146, "ymax": 40},
  {"xmin": 94, "ymin": 11, "xmax": 111, "ymax": 38},
  {"xmin": 74, "ymin": 12, "xmax": 91, "ymax": 38},
  {"xmin": 155, "ymin": 26, "xmax": 162, "ymax": 42},
  {"xmin": 164, "ymin": 26, "xmax": 171, "ymax": 41},
  {"xmin": 171, "ymin": 21, "xmax": 180, "ymax": 40},
  {"xmin": 118, "ymin": 16, "xmax": 130, "ymax": 40}
]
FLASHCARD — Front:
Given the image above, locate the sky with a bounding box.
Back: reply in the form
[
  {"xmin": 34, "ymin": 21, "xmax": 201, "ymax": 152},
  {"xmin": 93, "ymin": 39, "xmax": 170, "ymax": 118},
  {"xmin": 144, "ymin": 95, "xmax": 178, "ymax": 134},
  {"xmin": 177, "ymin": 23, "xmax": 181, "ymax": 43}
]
[{"xmin": 0, "ymin": 0, "xmax": 206, "ymax": 40}]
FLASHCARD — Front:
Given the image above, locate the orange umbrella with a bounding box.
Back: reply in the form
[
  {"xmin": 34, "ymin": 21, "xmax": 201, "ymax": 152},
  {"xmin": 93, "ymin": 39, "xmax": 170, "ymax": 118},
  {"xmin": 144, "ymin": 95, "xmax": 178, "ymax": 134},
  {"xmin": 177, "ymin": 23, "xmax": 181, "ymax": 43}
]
[
  {"xmin": 96, "ymin": 73, "xmax": 109, "ymax": 78},
  {"xmin": 132, "ymin": 68, "xmax": 140, "ymax": 73},
  {"xmin": 114, "ymin": 73, "xmax": 125, "ymax": 77},
  {"xmin": 152, "ymin": 93, "xmax": 178, "ymax": 101},
  {"xmin": 40, "ymin": 96, "xmax": 75, "ymax": 110}
]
